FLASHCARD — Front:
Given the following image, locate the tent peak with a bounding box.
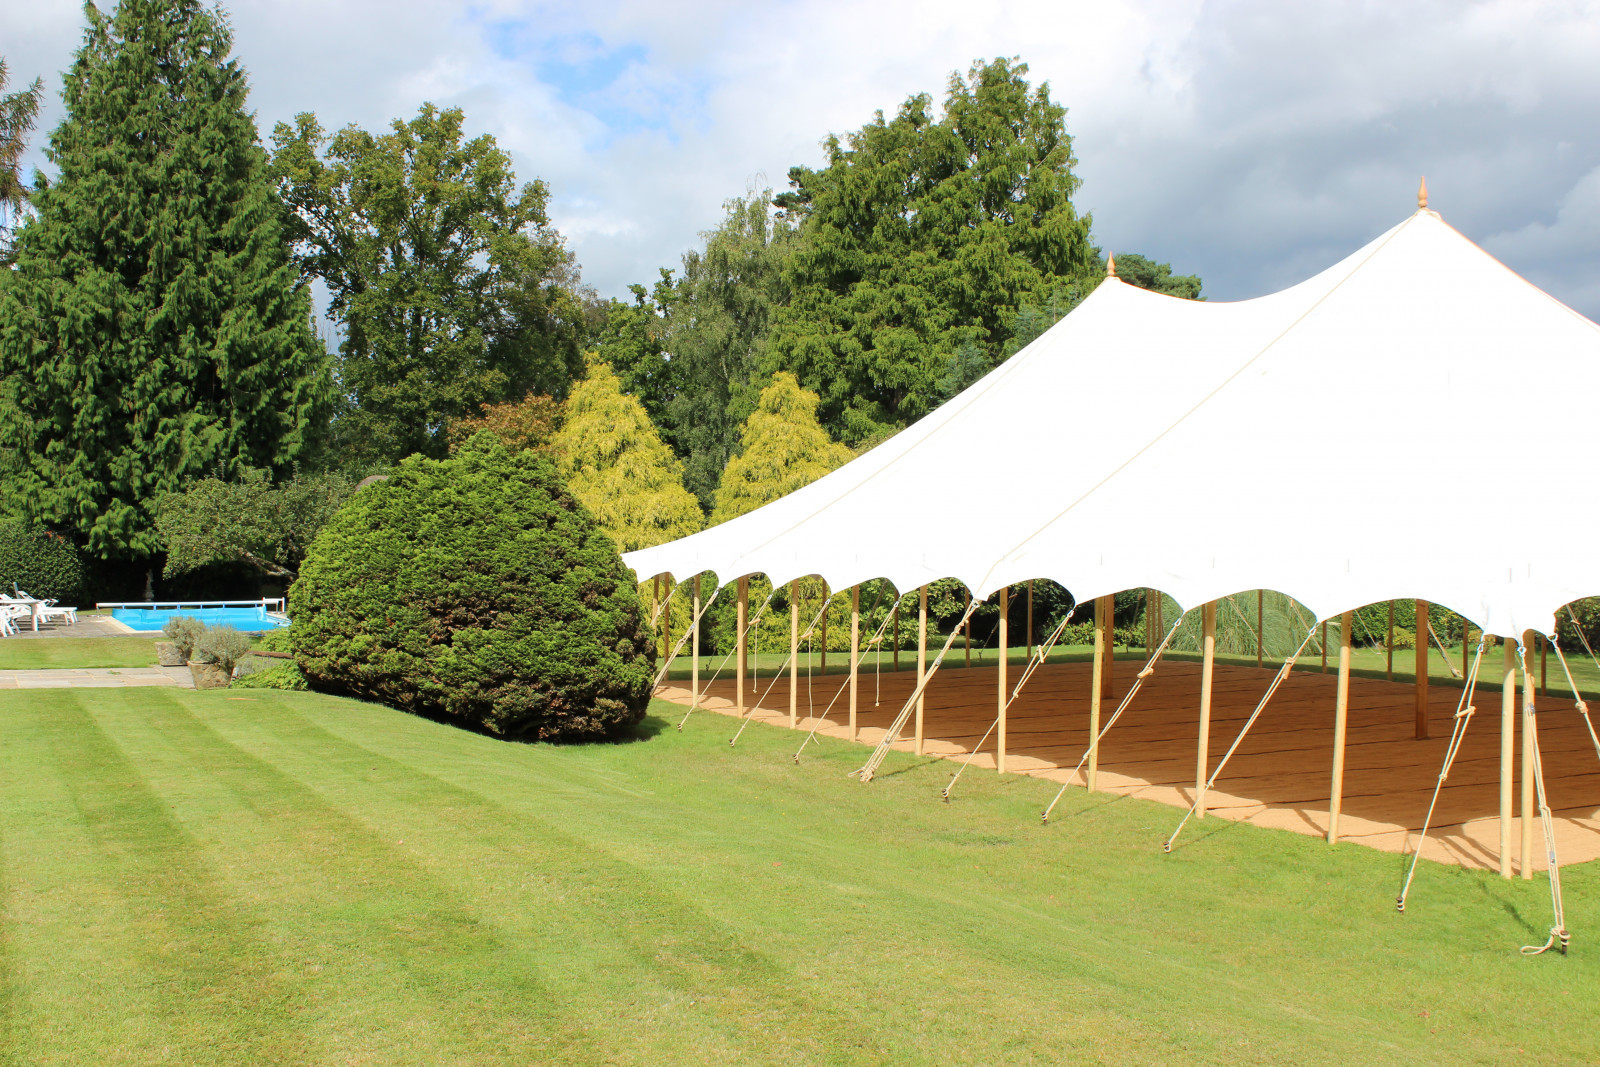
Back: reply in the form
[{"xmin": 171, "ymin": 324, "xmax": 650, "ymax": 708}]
[
  {"xmin": 1417, "ymin": 176, "xmax": 1428, "ymax": 210},
  {"xmin": 1106, "ymin": 252, "xmax": 1117, "ymax": 278}
]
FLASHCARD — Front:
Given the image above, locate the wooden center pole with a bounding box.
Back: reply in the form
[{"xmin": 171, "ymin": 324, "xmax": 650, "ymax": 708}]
[
  {"xmin": 997, "ymin": 586, "xmax": 1010, "ymax": 774},
  {"xmin": 1386, "ymin": 600, "xmax": 1395, "ymax": 681},
  {"xmin": 915, "ymin": 585, "xmax": 928, "ymax": 756},
  {"xmin": 1089, "ymin": 593, "xmax": 1111, "ymax": 791},
  {"xmin": 1415, "ymin": 599, "xmax": 1430, "ymax": 740},
  {"xmin": 789, "ymin": 580, "xmax": 799, "ymax": 729},
  {"xmin": 1196, "ymin": 600, "xmax": 1217, "ymax": 818},
  {"xmin": 691, "ymin": 576, "xmax": 701, "ymax": 712},
  {"xmin": 1256, "ymin": 589, "xmax": 1264, "ymax": 668},
  {"xmin": 1026, "ymin": 580, "xmax": 1034, "ymax": 663},
  {"xmin": 849, "ymin": 585, "xmax": 860, "ymax": 740},
  {"xmin": 1328, "ymin": 610, "xmax": 1353, "ymax": 843},
  {"xmin": 736, "ymin": 577, "xmax": 748, "ymax": 716},
  {"xmin": 1500, "ymin": 638, "xmax": 1515, "ymax": 879},
  {"xmin": 1520, "ymin": 633, "xmax": 1535, "ymax": 879}
]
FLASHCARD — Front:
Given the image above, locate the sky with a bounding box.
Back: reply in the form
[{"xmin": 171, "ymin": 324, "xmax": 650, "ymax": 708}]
[{"xmin": 5, "ymin": 0, "xmax": 1599, "ymax": 318}]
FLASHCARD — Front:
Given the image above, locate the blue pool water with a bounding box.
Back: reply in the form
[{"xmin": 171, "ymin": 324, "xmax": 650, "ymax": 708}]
[{"xmin": 113, "ymin": 607, "xmax": 290, "ymax": 631}]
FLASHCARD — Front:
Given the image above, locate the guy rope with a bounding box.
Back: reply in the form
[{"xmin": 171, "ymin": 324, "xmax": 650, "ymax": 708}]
[
  {"xmin": 1396, "ymin": 639, "xmax": 1485, "ymax": 913},
  {"xmin": 1548, "ymin": 628, "xmax": 1600, "ymax": 766},
  {"xmin": 1041, "ymin": 613, "xmax": 1185, "ymax": 823},
  {"xmin": 1516, "ymin": 642, "xmax": 1570, "ymax": 956},
  {"xmin": 729, "ymin": 591, "xmax": 860, "ymax": 748},
  {"xmin": 793, "ymin": 589, "xmax": 908, "ymax": 762},
  {"xmin": 650, "ymin": 583, "xmax": 721, "ymax": 691},
  {"xmin": 943, "ymin": 604, "xmax": 1078, "ymax": 801},
  {"xmin": 675, "ymin": 586, "xmax": 779, "ymax": 731},
  {"xmin": 1163, "ymin": 624, "xmax": 1319, "ymax": 852},
  {"xmin": 852, "ymin": 596, "xmax": 984, "ymax": 782}
]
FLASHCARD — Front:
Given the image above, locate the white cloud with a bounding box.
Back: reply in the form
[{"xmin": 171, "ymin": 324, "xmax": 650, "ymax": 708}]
[{"xmin": 5, "ymin": 0, "xmax": 1598, "ymax": 318}]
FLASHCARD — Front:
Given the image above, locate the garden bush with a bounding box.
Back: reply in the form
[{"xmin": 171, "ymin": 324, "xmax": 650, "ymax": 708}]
[
  {"xmin": 0, "ymin": 522, "xmax": 87, "ymax": 603},
  {"xmin": 162, "ymin": 615, "xmax": 206, "ymax": 660},
  {"xmin": 232, "ymin": 660, "xmax": 309, "ymax": 690},
  {"xmin": 288, "ymin": 432, "xmax": 655, "ymax": 741},
  {"xmin": 194, "ymin": 625, "xmax": 252, "ymax": 676}
]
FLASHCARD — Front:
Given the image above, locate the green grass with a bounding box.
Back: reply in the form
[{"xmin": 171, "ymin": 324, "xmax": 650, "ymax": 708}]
[
  {"xmin": 0, "ymin": 634, "xmax": 161, "ymax": 670},
  {"xmin": 1, "ymin": 686, "xmax": 1593, "ymax": 1064}
]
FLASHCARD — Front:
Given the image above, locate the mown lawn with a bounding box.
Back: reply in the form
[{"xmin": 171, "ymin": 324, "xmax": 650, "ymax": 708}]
[
  {"xmin": 1, "ymin": 686, "xmax": 1593, "ymax": 1065},
  {"xmin": 0, "ymin": 634, "xmax": 161, "ymax": 670}
]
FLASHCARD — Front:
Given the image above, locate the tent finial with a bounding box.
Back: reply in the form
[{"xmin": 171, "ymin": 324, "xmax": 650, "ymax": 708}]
[
  {"xmin": 1418, "ymin": 176, "xmax": 1428, "ymax": 210},
  {"xmin": 1106, "ymin": 252, "xmax": 1117, "ymax": 279}
]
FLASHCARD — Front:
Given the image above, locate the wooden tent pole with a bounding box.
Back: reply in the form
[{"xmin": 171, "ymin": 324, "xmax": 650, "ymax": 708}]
[
  {"xmin": 1321, "ymin": 620, "xmax": 1329, "ymax": 673},
  {"xmin": 691, "ymin": 576, "xmax": 701, "ymax": 713},
  {"xmin": 915, "ymin": 585, "xmax": 928, "ymax": 756},
  {"xmin": 997, "ymin": 586, "xmax": 1010, "ymax": 774},
  {"xmin": 1415, "ymin": 599, "xmax": 1430, "ymax": 740},
  {"xmin": 736, "ymin": 577, "xmax": 748, "ymax": 716},
  {"xmin": 789, "ymin": 580, "xmax": 799, "ymax": 729},
  {"xmin": 849, "ymin": 585, "xmax": 860, "ymax": 740},
  {"xmin": 1461, "ymin": 618, "xmax": 1468, "ymax": 683},
  {"xmin": 820, "ymin": 594, "xmax": 828, "ymax": 677},
  {"xmin": 893, "ymin": 604, "xmax": 900, "ymax": 672},
  {"xmin": 1256, "ymin": 589, "xmax": 1264, "ymax": 668},
  {"xmin": 1088, "ymin": 594, "xmax": 1110, "ymax": 791},
  {"xmin": 1103, "ymin": 596, "xmax": 1116, "ymax": 699},
  {"xmin": 964, "ymin": 591, "xmax": 971, "ymax": 668},
  {"xmin": 1500, "ymin": 638, "xmax": 1515, "ymax": 879},
  {"xmin": 1026, "ymin": 580, "xmax": 1034, "ymax": 663},
  {"xmin": 1540, "ymin": 635, "xmax": 1548, "ymax": 696},
  {"xmin": 1386, "ymin": 600, "xmax": 1395, "ymax": 681},
  {"xmin": 1521, "ymin": 632, "xmax": 1535, "ymax": 879},
  {"xmin": 1328, "ymin": 610, "xmax": 1353, "ymax": 843},
  {"xmin": 1196, "ymin": 601, "xmax": 1217, "ymax": 819},
  {"xmin": 664, "ymin": 580, "xmax": 673, "ymax": 667}
]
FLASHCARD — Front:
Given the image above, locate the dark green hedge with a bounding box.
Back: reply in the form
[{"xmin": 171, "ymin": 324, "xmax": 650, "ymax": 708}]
[
  {"xmin": 288, "ymin": 432, "xmax": 655, "ymax": 741},
  {"xmin": 0, "ymin": 522, "xmax": 87, "ymax": 604}
]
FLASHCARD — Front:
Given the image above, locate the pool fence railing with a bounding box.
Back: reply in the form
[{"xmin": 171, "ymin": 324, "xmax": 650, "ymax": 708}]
[{"xmin": 97, "ymin": 598, "xmax": 287, "ymax": 614}]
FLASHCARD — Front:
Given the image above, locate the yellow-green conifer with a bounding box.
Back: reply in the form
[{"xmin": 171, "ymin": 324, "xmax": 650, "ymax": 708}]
[{"xmin": 711, "ymin": 372, "xmax": 852, "ymax": 524}]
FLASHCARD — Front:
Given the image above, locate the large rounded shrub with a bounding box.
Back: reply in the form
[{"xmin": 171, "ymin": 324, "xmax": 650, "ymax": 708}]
[
  {"xmin": 0, "ymin": 522, "xmax": 88, "ymax": 603},
  {"xmin": 288, "ymin": 433, "xmax": 655, "ymax": 741}
]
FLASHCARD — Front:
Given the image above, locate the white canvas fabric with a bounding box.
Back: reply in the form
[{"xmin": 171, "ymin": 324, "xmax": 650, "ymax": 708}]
[{"xmin": 622, "ymin": 207, "xmax": 1600, "ymax": 638}]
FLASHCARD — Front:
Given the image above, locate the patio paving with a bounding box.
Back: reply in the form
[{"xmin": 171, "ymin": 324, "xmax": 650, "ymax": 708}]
[{"xmin": 0, "ymin": 666, "xmax": 193, "ymax": 689}]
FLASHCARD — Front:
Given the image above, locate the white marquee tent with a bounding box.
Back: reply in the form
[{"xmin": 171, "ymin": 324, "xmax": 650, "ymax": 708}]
[{"xmin": 624, "ymin": 200, "xmax": 1600, "ymax": 640}]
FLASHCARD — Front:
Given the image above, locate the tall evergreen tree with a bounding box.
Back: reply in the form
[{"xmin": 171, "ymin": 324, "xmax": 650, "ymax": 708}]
[
  {"xmin": 768, "ymin": 57, "xmax": 1097, "ymax": 443},
  {"xmin": 553, "ymin": 362, "xmax": 702, "ymax": 553},
  {"xmin": 0, "ymin": 0, "xmax": 329, "ymax": 559},
  {"xmin": 711, "ymin": 372, "xmax": 851, "ymax": 525}
]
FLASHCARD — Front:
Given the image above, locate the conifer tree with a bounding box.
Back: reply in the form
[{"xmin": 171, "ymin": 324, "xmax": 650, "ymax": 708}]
[
  {"xmin": 0, "ymin": 0, "xmax": 329, "ymax": 559},
  {"xmin": 553, "ymin": 362, "xmax": 702, "ymax": 553},
  {"xmin": 711, "ymin": 372, "xmax": 852, "ymax": 525}
]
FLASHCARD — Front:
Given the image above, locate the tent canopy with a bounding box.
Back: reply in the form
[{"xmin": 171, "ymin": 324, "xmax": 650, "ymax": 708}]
[{"xmin": 622, "ymin": 206, "xmax": 1600, "ymax": 638}]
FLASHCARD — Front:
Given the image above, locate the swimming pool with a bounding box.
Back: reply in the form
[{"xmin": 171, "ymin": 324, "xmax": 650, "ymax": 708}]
[{"xmin": 109, "ymin": 605, "xmax": 290, "ymax": 631}]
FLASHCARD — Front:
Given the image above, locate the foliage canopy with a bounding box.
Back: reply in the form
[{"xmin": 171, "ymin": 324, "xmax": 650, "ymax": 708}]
[
  {"xmin": 155, "ymin": 468, "xmax": 352, "ymax": 580},
  {"xmin": 270, "ymin": 104, "xmax": 586, "ymax": 462},
  {"xmin": 767, "ymin": 57, "xmax": 1097, "ymax": 443},
  {"xmin": 0, "ymin": 0, "xmax": 329, "ymax": 558}
]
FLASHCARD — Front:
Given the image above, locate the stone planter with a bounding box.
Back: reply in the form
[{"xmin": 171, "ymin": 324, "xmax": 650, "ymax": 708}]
[
  {"xmin": 155, "ymin": 641, "xmax": 186, "ymax": 667},
  {"xmin": 188, "ymin": 661, "xmax": 230, "ymax": 690}
]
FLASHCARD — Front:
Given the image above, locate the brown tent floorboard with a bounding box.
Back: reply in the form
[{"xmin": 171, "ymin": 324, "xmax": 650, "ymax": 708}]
[{"xmin": 659, "ymin": 657, "xmax": 1600, "ymax": 871}]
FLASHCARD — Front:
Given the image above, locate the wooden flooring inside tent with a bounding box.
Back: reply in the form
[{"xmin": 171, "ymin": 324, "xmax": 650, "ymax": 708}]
[{"xmin": 657, "ymin": 656, "xmax": 1600, "ymax": 870}]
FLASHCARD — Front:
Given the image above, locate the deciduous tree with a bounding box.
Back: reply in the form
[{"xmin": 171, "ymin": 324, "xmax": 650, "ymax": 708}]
[
  {"xmin": 154, "ymin": 469, "xmax": 352, "ymax": 580},
  {"xmin": 270, "ymin": 104, "xmax": 586, "ymax": 462}
]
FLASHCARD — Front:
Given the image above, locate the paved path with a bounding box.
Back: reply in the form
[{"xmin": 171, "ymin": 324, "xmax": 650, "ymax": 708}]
[
  {"xmin": 0, "ymin": 666, "xmax": 193, "ymax": 689},
  {"xmin": 2, "ymin": 615, "xmax": 141, "ymax": 639}
]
